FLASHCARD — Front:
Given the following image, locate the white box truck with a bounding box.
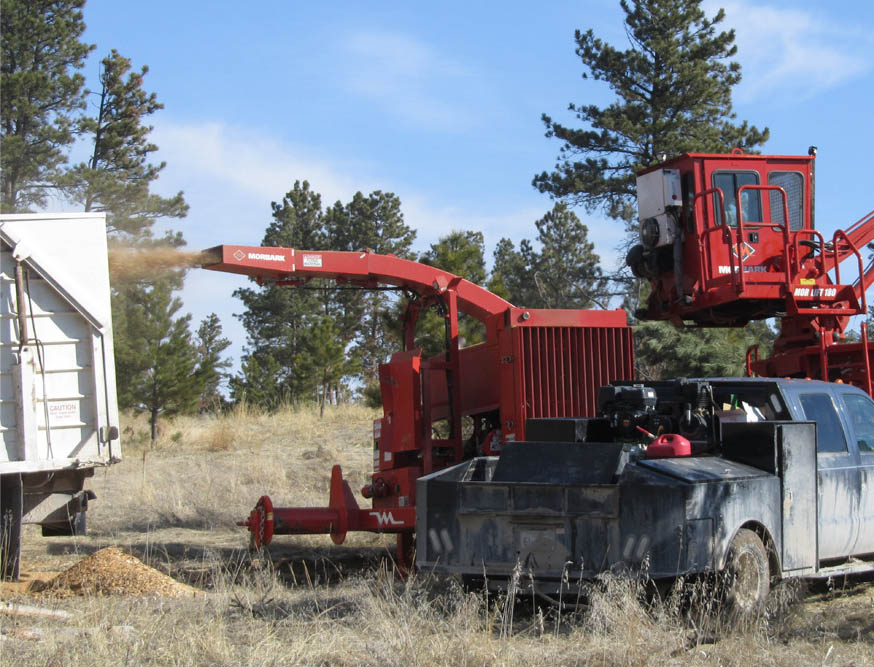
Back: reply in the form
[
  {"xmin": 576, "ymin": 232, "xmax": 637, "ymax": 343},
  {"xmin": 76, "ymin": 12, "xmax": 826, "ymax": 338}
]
[{"xmin": 0, "ymin": 213, "xmax": 120, "ymax": 579}]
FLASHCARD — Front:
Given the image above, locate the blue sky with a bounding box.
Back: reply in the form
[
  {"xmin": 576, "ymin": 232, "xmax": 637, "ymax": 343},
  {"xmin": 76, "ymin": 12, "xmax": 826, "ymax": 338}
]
[{"xmin": 77, "ymin": 0, "xmax": 874, "ymax": 372}]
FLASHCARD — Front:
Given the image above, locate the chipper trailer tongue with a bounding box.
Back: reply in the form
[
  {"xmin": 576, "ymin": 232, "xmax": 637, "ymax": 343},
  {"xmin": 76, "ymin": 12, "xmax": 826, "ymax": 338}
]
[{"xmin": 200, "ymin": 246, "xmax": 634, "ymax": 568}]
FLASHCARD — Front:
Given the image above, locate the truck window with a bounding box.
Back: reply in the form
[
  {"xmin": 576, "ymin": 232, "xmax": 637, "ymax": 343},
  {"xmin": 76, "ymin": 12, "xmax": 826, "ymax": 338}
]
[
  {"xmin": 713, "ymin": 171, "xmax": 761, "ymax": 227},
  {"xmin": 767, "ymin": 171, "xmax": 804, "ymax": 231},
  {"xmin": 711, "ymin": 385, "xmax": 788, "ymax": 420},
  {"xmin": 842, "ymin": 393, "xmax": 874, "ymax": 452},
  {"xmin": 799, "ymin": 393, "xmax": 847, "ymax": 453}
]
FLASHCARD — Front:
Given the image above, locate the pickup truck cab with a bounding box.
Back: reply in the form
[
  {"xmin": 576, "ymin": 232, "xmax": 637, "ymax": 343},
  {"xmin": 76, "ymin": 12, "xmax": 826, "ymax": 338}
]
[{"xmin": 416, "ymin": 378, "xmax": 874, "ymax": 613}]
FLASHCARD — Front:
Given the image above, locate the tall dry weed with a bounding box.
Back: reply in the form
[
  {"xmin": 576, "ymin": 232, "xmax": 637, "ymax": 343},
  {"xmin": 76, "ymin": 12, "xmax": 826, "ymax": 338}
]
[{"xmin": 95, "ymin": 404, "xmax": 379, "ymax": 534}]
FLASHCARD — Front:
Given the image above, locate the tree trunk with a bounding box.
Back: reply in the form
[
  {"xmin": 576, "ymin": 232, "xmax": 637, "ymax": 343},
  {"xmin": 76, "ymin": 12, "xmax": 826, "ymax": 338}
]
[
  {"xmin": 319, "ymin": 375, "xmax": 327, "ymax": 418},
  {"xmin": 150, "ymin": 408, "xmax": 158, "ymax": 449}
]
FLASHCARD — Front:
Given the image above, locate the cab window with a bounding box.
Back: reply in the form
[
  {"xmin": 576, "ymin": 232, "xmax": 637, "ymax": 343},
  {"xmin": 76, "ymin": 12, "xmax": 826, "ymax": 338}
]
[
  {"xmin": 711, "ymin": 385, "xmax": 788, "ymax": 420},
  {"xmin": 768, "ymin": 171, "xmax": 804, "ymax": 231},
  {"xmin": 713, "ymin": 171, "xmax": 762, "ymax": 227},
  {"xmin": 842, "ymin": 393, "xmax": 874, "ymax": 452},
  {"xmin": 799, "ymin": 392, "xmax": 847, "ymax": 453}
]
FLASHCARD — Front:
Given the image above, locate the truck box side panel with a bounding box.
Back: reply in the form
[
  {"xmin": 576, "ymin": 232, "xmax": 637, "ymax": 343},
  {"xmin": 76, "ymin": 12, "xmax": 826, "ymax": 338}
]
[
  {"xmin": 0, "ymin": 214, "xmax": 120, "ymax": 468},
  {"xmin": 418, "ymin": 452, "xmax": 783, "ymax": 583}
]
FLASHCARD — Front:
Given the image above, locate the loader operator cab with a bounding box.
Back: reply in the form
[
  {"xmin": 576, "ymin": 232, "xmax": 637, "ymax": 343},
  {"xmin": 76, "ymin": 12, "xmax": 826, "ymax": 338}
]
[
  {"xmin": 624, "ymin": 149, "xmax": 857, "ymax": 328},
  {"xmin": 627, "ymin": 149, "xmax": 873, "ymax": 389}
]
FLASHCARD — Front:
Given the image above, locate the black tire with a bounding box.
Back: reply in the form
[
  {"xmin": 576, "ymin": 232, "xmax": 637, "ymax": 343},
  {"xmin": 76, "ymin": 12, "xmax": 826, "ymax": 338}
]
[{"xmin": 723, "ymin": 528, "xmax": 769, "ymax": 619}]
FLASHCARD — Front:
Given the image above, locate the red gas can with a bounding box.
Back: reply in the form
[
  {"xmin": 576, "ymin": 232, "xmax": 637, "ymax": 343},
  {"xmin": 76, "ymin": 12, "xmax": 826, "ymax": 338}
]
[{"xmin": 646, "ymin": 433, "xmax": 691, "ymax": 459}]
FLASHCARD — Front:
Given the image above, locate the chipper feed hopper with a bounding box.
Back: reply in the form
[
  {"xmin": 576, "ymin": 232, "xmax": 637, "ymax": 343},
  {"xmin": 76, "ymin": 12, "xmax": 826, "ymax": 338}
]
[{"xmin": 201, "ymin": 246, "xmax": 634, "ymax": 567}]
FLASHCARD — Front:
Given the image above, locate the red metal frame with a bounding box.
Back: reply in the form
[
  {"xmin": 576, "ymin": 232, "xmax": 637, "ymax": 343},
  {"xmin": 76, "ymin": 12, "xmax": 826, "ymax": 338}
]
[{"xmin": 205, "ymin": 245, "xmax": 634, "ymax": 569}]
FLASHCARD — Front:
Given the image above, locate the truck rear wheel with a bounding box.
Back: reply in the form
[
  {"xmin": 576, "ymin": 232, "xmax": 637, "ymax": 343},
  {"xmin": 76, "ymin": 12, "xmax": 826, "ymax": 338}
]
[{"xmin": 723, "ymin": 528, "xmax": 769, "ymax": 619}]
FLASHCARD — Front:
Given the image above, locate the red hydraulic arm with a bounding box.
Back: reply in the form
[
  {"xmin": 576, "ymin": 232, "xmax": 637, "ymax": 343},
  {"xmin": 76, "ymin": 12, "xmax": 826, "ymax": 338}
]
[{"xmin": 833, "ymin": 209, "xmax": 874, "ymax": 308}]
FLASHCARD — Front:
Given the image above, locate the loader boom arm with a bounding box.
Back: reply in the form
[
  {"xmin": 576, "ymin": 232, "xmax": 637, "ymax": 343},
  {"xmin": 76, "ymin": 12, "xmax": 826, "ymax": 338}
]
[{"xmin": 834, "ymin": 209, "xmax": 874, "ymax": 306}]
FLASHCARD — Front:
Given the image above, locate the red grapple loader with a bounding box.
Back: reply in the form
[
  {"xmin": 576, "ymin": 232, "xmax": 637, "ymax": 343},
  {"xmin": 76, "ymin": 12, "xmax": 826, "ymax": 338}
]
[{"xmin": 627, "ymin": 148, "xmax": 874, "ymax": 393}]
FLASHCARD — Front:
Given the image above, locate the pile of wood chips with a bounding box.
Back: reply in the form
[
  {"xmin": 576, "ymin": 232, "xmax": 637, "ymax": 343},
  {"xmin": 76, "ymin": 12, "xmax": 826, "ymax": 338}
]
[{"xmin": 35, "ymin": 547, "xmax": 198, "ymax": 598}]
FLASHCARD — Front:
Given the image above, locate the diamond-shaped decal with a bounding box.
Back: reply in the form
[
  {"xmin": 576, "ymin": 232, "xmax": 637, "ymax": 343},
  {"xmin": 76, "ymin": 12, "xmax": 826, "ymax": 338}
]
[
  {"xmin": 233, "ymin": 250, "xmax": 246, "ymax": 262},
  {"xmin": 731, "ymin": 241, "xmax": 755, "ymax": 263}
]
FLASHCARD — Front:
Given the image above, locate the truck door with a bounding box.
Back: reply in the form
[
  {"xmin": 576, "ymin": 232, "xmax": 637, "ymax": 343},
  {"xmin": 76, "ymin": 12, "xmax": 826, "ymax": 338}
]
[
  {"xmin": 836, "ymin": 391, "xmax": 874, "ymax": 555},
  {"xmin": 793, "ymin": 391, "xmax": 861, "ymax": 560}
]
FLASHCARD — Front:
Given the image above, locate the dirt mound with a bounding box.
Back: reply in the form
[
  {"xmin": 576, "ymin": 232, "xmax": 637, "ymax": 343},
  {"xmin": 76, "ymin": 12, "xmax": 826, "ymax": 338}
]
[{"xmin": 35, "ymin": 547, "xmax": 198, "ymax": 598}]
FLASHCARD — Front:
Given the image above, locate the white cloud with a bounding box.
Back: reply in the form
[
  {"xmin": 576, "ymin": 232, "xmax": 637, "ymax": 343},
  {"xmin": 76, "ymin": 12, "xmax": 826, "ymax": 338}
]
[
  {"xmin": 337, "ymin": 30, "xmax": 478, "ymax": 130},
  {"xmin": 151, "ymin": 119, "xmax": 583, "ymax": 264},
  {"xmin": 152, "ymin": 121, "xmax": 373, "ymax": 208},
  {"xmin": 150, "ymin": 119, "xmax": 593, "ymax": 370},
  {"xmin": 148, "ymin": 120, "xmax": 385, "ymax": 371},
  {"xmin": 705, "ymin": 1, "xmax": 872, "ymax": 102}
]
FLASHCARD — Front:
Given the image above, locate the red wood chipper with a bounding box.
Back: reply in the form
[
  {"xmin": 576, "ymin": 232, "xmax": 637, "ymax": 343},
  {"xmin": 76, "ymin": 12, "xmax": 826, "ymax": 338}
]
[{"xmin": 201, "ymin": 247, "xmax": 635, "ymax": 568}]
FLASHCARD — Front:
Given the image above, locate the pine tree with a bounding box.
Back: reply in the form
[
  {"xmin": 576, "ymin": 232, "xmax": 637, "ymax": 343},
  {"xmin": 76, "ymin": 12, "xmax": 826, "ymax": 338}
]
[
  {"xmin": 113, "ymin": 280, "xmax": 200, "ymax": 446},
  {"xmin": 533, "ymin": 0, "xmax": 768, "ymax": 225},
  {"xmin": 193, "ymin": 313, "xmax": 231, "ymax": 412},
  {"xmin": 488, "ymin": 238, "xmax": 536, "ymax": 306},
  {"xmin": 65, "ymin": 49, "xmax": 188, "ymax": 240},
  {"xmin": 234, "ymin": 184, "xmax": 417, "ymax": 408},
  {"xmin": 0, "ymin": 0, "xmax": 94, "ymax": 211},
  {"xmin": 229, "ymin": 354, "xmax": 286, "ymax": 411},
  {"xmin": 414, "ymin": 230, "xmax": 489, "ymax": 356},
  {"xmin": 635, "ymin": 319, "xmax": 775, "ymax": 379},
  {"xmin": 490, "ymin": 204, "xmax": 605, "ymax": 309},
  {"xmin": 234, "ymin": 181, "xmax": 328, "ymax": 406},
  {"xmin": 421, "ymin": 230, "xmax": 487, "ymax": 286},
  {"xmin": 58, "ymin": 48, "xmax": 195, "ymax": 423},
  {"xmin": 531, "ymin": 203, "xmax": 606, "ymax": 308},
  {"xmin": 293, "ymin": 317, "xmax": 361, "ymax": 417},
  {"xmin": 332, "ymin": 191, "xmax": 416, "ymax": 384}
]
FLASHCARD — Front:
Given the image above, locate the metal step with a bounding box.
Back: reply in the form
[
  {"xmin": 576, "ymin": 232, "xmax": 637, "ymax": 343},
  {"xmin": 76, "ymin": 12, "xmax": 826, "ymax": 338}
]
[{"xmin": 810, "ymin": 557, "xmax": 874, "ymax": 579}]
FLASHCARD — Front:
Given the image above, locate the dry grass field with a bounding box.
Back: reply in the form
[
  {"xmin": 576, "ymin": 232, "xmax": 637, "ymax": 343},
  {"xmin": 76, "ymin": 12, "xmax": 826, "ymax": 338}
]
[{"xmin": 2, "ymin": 404, "xmax": 873, "ymax": 665}]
